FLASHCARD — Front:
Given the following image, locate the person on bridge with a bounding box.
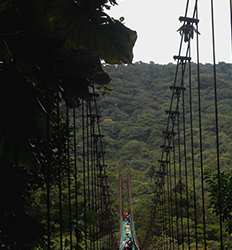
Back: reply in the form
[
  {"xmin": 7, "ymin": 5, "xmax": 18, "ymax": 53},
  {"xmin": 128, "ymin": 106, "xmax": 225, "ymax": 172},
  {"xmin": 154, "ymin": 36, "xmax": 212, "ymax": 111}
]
[
  {"xmin": 127, "ymin": 213, "xmax": 131, "ymax": 223},
  {"xmin": 124, "ymin": 238, "xmax": 133, "ymax": 250},
  {"xmin": 123, "ymin": 211, "xmax": 131, "ymax": 223},
  {"xmin": 123, "ymin": 211, "xmax": 128, "ymax": 221},
  {"xmin": 125, "ymin": 223, "xmax": 130, "ymax": 233}
]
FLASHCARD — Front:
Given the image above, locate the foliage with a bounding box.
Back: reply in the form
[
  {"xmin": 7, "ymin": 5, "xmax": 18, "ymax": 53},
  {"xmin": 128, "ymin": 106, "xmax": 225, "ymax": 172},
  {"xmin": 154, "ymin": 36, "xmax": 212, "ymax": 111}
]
[
  {"xmin": 100, "ymin": 61, "xmax": 232, "ymax": 249},
  {"xmin": 0, "ymin": 0, "xmax": 137, "ymax": 248},
  {"xmin": 207, "ymin": 171, "xmax": 232, "ymax": 234}
]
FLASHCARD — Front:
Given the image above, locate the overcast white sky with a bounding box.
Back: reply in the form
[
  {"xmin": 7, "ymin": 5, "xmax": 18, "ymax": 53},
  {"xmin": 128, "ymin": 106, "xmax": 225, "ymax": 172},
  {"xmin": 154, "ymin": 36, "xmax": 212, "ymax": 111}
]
[{"xmin": 108, "ymin": 0, "xmax": 232, "ymax": 64}]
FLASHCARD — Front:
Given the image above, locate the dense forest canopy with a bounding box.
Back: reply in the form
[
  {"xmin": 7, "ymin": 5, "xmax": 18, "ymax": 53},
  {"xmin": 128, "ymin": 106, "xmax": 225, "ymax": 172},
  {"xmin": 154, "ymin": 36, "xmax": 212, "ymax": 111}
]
[{"xmin": 101, "ymin": 61, "xmax": 232, "ymax": 249}]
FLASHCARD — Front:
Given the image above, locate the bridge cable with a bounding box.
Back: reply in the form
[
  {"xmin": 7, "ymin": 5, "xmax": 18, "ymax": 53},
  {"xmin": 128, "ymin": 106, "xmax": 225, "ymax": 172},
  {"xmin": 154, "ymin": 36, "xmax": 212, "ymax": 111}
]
[
  {"xmin": 90, "ymin": 92, "xmax": 100, "ymax": 249},
  {"xmin": 177, "ymin": 62, "xmax": 185, "ymax": 250},
  {"xmin": 170, "ymin": 167, "xmax": 175, "ymax": 250},
  {"xmin": 172, "ymin": 134, "xmax": 180, "ymax": 250},
  {"xmin": 163, "ymin": 168, "xmax": 169, "ymax": 249},
  {"xmin": 166, "ymin": 155, "xmax": 173, "ymax": 249},
  {"xmin": 210, "ymin": 0, "xmax": 224, "ymax": 248},
  {"xmin": 92, "ymin": 103, "xmax": 101, "ymax": 250},
  {"xmin": 150, "ymin": 3, "xmax": 194, "ymax": 248},
  {"xmin": 187, "ymin": 45, "xmax": 199, "ymax": 250},
  {"xmin": 230, "ymin": 0, "xmax": 232, "ymax": 51},
  {"xmin": 159, "ymin": 169, "xmax": 167, "ymax": 249},
  {"xmin": 46, "ymin": 93, "xmax": 51, "ymax": 250},
  {"xmin": 73, "ymin": 107, "xmax": 79, "ymax": 247},
  {"xmin": 181, "ymin": 68, "xmax": 191, "ymax": 250},
  {"xmin": 57, "ymin": 92, "xmax": 63, "ymax": 250},
  {"xmin": 195, "ymin": 5, "xmax": 207, "ymax": 250},
  {"xmin": 164, "ymin": 0, "xmax": 190, "ymax": 141},
  {"xmin": 161, "ymin": 184, "xmax": 166, "ymax": 249},
  {"xmin": 92, "ymin": 86, "xmax": 115, "ymax": 249},
  {"xmin": 87, "ymin": 97, "xmax": 94, "ymax": 250},
  {"xmin": 90, "ymin": 98, "xmax": 97, "ymax": 249},
  {"xmin": 167, "ymin": 152, "xmax": 175, "ymax": 250},
  {"xmin": 81, "ymin": 99, "xmax": 88, "ymax": 250},
  {"xmin": 66, "ymin": 106, "xmax": 73, "ymax": 249}
]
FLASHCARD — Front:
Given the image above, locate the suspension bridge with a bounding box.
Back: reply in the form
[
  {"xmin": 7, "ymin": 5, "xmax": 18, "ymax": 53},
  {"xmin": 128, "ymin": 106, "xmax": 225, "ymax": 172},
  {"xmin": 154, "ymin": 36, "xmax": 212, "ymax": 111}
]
[
  {"xmin": 119, "ymin": 174, "xmax": 140, "ymax": 250},
  {"xmin": 1, "ymin": 0, "xmax": 232, "ymax": 249}
]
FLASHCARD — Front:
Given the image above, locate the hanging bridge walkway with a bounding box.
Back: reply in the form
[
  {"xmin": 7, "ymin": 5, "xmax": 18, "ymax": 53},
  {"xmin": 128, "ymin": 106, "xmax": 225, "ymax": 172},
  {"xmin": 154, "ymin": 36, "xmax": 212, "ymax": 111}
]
[
  {"xmin": 119, "ymin": 175, "xmax": 140, "ymax": 250},
  {"xmin": 119, "ymin": 219, "xmax": 139, "ymax": 250}
]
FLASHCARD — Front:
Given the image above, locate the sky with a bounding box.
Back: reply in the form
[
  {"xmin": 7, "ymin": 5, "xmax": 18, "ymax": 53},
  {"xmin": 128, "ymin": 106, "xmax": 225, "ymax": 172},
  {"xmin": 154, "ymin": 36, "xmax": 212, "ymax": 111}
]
[{"xmin": 108, "ymin": 0, "xmax": 232, "ymax": 64}]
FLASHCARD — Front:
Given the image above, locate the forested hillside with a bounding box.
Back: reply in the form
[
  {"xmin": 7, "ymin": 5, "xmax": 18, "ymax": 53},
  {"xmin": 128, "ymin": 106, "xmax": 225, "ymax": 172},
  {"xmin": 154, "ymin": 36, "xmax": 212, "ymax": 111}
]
[{"xmin": 100, "ymin": 62, "xmax": 232, "ymax": 249}]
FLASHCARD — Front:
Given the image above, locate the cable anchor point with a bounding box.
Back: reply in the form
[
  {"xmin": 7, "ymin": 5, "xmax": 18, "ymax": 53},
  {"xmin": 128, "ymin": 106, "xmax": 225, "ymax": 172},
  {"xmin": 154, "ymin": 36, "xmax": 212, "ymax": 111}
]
[{"xmin": 177, "ymin": 16, "xmax": 200, "ymax": 42}]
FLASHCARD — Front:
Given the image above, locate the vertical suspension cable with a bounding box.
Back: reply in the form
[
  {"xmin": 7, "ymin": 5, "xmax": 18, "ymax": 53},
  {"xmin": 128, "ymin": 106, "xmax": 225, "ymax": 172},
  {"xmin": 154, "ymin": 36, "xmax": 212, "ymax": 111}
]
[
  {"xmin": 230, "ymin": 0, "xmax": 232, "ymax": 52},
  {"xmin": 73, "ymin": 108, "xmax": 79, "ymax": 247},
  {"xmin": 195, "ymin": 5, "xmax": 207, "ymax": 250},
  {"xmin": 93, "ymin": 99, "xmax": 103, "ymax": 250},
  {"xmin": 188, "ymin": 49, "xmax": 198, "ymax": 250},
  {"xmin": 164, "ymin": 0, "xmax": 191, "ymax": 136},
  {"xmin": 81, "ymin": 99, "xmax": 88, "ymax": 250},
  {"xmin": 46, "ymin": 95, "xmax": 51, "ymax": 250},
  {"xmin": 94, "ymin": 119, "xmax": 100, "ymax": 250},
  {"xmin": 93, "ymin": 88, "xmax": 110, "ymax": 249},
  {"xmin": 89, "ymin": 97, "xmax": 96, "ymax": 249},
  {"xmin": 167, "ymin": 153, "xmax": 175, "ymax": 250},
  {"xmin": 160, "ymin": 184, "xmax": 166, "ymax": 250},
  {"xmin": 181, "ymin": 77, "xmax": 191, "ymax": 250},
  {"xmin": 92, "ymin": 112, "xmax": 98, "ymax": 250},
  {"xmin": 86, "ymin": 98, "xmax": 92, "ymax": 249},
  {"xmin": 172, "ymin": 130, "xmax": 180, "ymax": 250},
  {"xmin": 66, "ymin": 106, "xmax": 73, "ymax": 249},
  {"xmin": 177, "ymin": 118, "xmax": 184, "ymax": 250},
  {"xmin": 154, "ymin": 2, "xmax": 201, "ymax": 249},
  {"xmin": 88, "ymin": 98, "xmax": 93, "ymax": 250},
  {"xmin": 151, "ymin": 2, "xmax": 192, "ymax": 247},
  {"xmin": 86, "ymin": 99, "xmax": 91, "ymax": 211},
  {"xmin": 166, "ymin": 159, "xmax": 173, "ymax": 249},
  {"xmin": 162, "ymin": 155, "xmax": 171, "ymax": 249},
  {"xmin": 210, "ymin": 1, "xmax": 224, "ymax": 248},
  {"xmin": 95, "ymin": 118, "xmax": 103, "ymax": 249},
  {"xmin": 98, "ymin": 145, "xmax": 103, "ymax": 250},
  {"xmin": 161, "ymin": 161, "xmax": 168, "ymax": 249},
  {"xmin": 92, "ymin": 86, "xmax": 115, "ymax": 249},
  {"xmin": 177, "ymin": 65, "xmax": 185, "ymax": 250},
  {"xmin": 92, "ymin": 110, "xmax": 97, "ymax": 250},
  {"xmin": 57, "ymin": 93, "xmax": 63, "ymax": 250}
]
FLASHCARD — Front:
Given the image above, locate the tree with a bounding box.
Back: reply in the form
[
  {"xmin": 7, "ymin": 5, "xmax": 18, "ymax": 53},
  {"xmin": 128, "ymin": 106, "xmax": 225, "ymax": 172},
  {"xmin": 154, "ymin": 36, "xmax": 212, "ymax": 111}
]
[
  {"xmin": 0, "ymin": 0, "xmax": 137, "ymax": 248},
  {"xmin": 207, "ymin": 171, "xmax": 232, "ymax": 234}
]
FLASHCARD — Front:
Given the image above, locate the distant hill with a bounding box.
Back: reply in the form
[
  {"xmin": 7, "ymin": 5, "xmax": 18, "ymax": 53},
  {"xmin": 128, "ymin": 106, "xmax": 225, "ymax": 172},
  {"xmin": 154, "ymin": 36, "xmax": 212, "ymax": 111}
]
[{"xmin": 100, "ymin": 61, "xmax": 232, "ymax": 249}]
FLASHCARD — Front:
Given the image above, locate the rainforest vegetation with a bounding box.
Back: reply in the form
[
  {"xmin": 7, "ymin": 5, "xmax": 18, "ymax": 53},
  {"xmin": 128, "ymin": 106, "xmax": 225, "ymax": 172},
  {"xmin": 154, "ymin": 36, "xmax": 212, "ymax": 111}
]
[
  {"xmin": 0, "ymin": 0, "xmax": 136, "ymax": 249},
  {"xmin": 1, "ymin": 0, "xmax": 232, "ymax": 249},
  {"xmin": 101, "ymin": 61, "xmax": 232, "ymax": 249}
]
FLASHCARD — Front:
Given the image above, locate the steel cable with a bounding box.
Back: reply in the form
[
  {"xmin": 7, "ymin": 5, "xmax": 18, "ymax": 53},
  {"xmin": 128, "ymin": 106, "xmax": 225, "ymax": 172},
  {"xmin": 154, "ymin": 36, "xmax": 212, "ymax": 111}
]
[
  {"xmin": 181, "ymin": 74, "xmax": 191, "ymax": 250},
  {"xmin": 57, "ymin": 93, "xmax": 63, "ymax": 250},
  {"xmin": 210, "ymin": 0, "xmax": 224, "ymax": 248},
  {"xmin": 73, "ymin": 107, "xmax": 79, "ymax": 248},
  {"xmin": 46, "ymin": 95, "xmax": 51, "ymax": 250},
  {"xmin": 177, "ymin": 63, "xmax": 185, "ymax": 250},
  {"xmin": 81, "ymin": 99, "xmax": 88, "ymax": 250},
  {"xmin": 195, "ymin": 5, "xmax": 207, "ymax": 250},
  {"xmin": 187, "ymin": 47, "xmax": 199, "ymax": 250},
  {"xmin": 66, "ymin": 106, "xmax": 73, "ymax": 249}
]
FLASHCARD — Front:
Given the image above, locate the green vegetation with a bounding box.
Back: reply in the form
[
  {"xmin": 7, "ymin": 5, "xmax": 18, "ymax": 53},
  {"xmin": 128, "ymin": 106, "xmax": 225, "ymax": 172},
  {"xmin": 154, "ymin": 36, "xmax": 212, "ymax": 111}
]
[
  {"xmin": 1, "ymin": 1, "xmax": 232, "ymax": 248},
  {"xmin": 0, "ymin": 0, "xmax": 137, "ymax": 249},
  {"xmin": 100, "ymin": 61, "xmax": 232, "ymax": 249}
]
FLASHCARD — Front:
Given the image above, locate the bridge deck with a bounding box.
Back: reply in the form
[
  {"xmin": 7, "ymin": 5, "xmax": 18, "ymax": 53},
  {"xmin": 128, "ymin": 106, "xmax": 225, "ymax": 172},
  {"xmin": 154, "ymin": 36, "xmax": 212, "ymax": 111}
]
[{"xmin": 119, "ymin": 220, "xmax": 139, "ymax": 250}]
